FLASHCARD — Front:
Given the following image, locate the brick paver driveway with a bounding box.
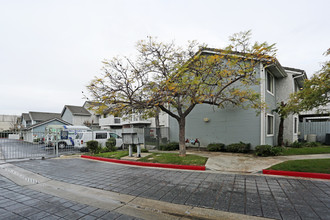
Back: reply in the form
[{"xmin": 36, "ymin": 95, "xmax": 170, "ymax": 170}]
[
  {"xmin": 12, "ymin": 158, "xmax": 330, "ymax": 220},
  {"xmin": 0, "ymin": 173, "xmax": 141, "ymax": 219}
]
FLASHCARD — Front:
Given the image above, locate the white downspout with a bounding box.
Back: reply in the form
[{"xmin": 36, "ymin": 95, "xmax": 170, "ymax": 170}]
[{"xmin": 260, "ymin": 63, "xmax": 266, "ymax": 145}]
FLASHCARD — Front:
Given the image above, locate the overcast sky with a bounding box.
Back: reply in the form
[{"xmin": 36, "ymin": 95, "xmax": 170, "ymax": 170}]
[{"xmin": 1, "ymin": 0, "xmax": 329, "ymax": 115}]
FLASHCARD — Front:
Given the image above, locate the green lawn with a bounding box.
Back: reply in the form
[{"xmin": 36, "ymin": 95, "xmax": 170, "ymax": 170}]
[
  {"xmin": 281, "ymin": 146, "xmax": 330, "ymax": 156},
  {"xmin": 138, "ymin": 153, "xmax": 207, "ymax": 166},
  {"xmin": 93, "ymin": 151, "xmax": 129, "ymax": 159},
  {"xmin": 268, "ymin": 159, "xmax": 330, "ymax": 174}
]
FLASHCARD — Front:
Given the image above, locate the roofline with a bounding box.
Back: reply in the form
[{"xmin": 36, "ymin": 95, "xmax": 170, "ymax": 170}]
[
  {"xmin": 61, "ymin": 105, "xmax": 91, "ymax": 117},
  {"xmin": 201, "ymin": 48, "xmax": 287, "ymax": 78},
  {"xmin": 24, "ymin": 118, "xmax": 72, "ymax": 130}
]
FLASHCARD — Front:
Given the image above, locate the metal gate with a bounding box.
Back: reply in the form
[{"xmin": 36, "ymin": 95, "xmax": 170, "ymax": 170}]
[{"xmin": 0, "ymin": 131, "xmax": 79, "ymax": 161}]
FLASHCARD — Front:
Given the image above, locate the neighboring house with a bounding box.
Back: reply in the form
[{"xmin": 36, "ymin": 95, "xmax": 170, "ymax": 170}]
[
  {"xmin": 22, "ymin": 118, "xmax": 71, "ymax": 143},
  {"xmin": 61, "ymin": 105, "xmax": 92, "ymax": 126},
  {"xmin": 299, "ymin": 103, "xmax": 330, "ymax": 122},
  {"xmin": 20, "ymin": 112, "xmax": 61, "ymax": 129},
  {"xmin": 82, "ymin": 101, "xmax": 101, "ymax": 129},
  {"xmin": 99, "ymin": 110, "xmax": 169, "ymax": 135},
  {"xmin": 0, "ymin": 115, "xmax": 19, "ymax": 131},
  {"xmin": 167, "ymin": 48, "xmax": 307, "ymax": 148}
]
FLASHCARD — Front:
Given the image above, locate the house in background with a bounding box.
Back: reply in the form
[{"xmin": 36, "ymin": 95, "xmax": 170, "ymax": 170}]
[
  {"xmin": 18, "ymin": 111, "xmax": 68, "ymax": 142},
  {"xmin": 22, "ymin": 118, "xmax": 71, "ymax": 143},
  {"xmin": 166, "ymin": 48, "xmax": 307, "ymax": 149},
  {"xmin": 61, "ymin": 105, "xmax": 94, "ymax": 127},
  {"xmin": 0, "ymin": 115, "xmax": 19, "ymax": 131},
  {"xmin": 20, "ymin": 112, "xmax": 62, "ymax": 129}
]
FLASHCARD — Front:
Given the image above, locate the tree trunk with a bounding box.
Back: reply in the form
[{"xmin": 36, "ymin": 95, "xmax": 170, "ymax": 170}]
[
  {"xmin": 178, "ymin": 118, "xmax": 186, "ymax": 156},
  {"xmin": 278, "ymin": 117, "xmax": 284, "ymax": 146},
  {"xmin": 155, "ymin": 108, "xmax": 161, "ymax": 150}
]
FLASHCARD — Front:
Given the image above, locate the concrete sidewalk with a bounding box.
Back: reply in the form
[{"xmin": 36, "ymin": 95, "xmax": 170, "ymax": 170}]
[{"xmin": 187, "ymin": 151, "xmax": 330, "ymax": 173}]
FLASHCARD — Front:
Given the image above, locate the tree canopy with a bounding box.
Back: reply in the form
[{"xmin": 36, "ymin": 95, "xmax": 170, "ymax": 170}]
[
  {"xmin": 87, "ymin": 31, "xmax": 277, "ymax": 156},
  {"xmin": 286, "ymin": 49, "xmax": 330, "ymax": 114}
]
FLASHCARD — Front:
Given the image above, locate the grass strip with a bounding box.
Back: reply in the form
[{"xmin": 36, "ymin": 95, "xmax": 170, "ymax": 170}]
[
  {"xmin": 94, "ymin": 151, "xmax": 129, "ymax": 159},
  {"xmin": 268, "ymin": 159, "xmax": 330, "ymax": 174},
  {"xmin": 138, "ymin": 153, "xmax": 207, "ymax": 166},
  {"xmin": 281, "ymin": 146, "xmax": 330, "ymax": 156}
]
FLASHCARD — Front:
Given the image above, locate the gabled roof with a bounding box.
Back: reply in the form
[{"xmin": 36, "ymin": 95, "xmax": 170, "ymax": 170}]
[
  {"xmin": 201, "ymin": 48, "xmax": 288, "ymax": 78},
  {"xmin": 61, "ymin": 105, "xmax": 91, "ymax": 117},
  {"xmin": 29, "ymin": 112, "xmax": 61, "ymax": 122},
  {"xmin": 25, "ymin": 118, "xmax": 71, "ymax": 130},
  {"xmin": 21, "ymin": 113, "xmax": 31, "ymax": 122},
  {"xmin": 283, "ymin": 66, "xmax": 308, "ymax": 88}
]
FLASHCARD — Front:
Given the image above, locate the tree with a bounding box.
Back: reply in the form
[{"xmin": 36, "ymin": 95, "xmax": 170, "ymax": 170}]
[
  {"xmin": 276, "ymin": 49, "xmax": 330, "ymax": 145},
  {"xmin": 287, "ymin": 49, "xmax": 330, "ymax": 113},
  {"xmin": 87, "ymin": 31, "xmax": 276, "ymax": 156}
]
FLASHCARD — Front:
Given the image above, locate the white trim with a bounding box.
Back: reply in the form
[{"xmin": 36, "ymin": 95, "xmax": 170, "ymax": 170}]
[
  {"xmin": 266, "ymin": 113, "xmax": 275, "ymax": 137},
  {"xmin": 260, "ymin": 63, "xmax": 266, "ymax": 145}
]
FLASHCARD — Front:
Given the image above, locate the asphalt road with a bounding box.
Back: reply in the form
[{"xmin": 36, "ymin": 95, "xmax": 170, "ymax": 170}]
[{"xmin": 9, "ymin": 158, "xmax": 330, "ymax": 220}]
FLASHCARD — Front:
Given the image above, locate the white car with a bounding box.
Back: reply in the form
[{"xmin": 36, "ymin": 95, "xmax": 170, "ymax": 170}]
[{"xmin": 75, "ymin": 131, "xmax": 123, "ymax": 149}]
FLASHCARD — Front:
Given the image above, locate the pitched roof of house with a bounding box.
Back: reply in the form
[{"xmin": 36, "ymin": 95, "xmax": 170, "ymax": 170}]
[
  {"xmin": 24, "ymin": 118, "xmax": 71, "ymax": 130},
  {"xmin": 22, "ymin": 113, "xmax": 31, "ymax": 122},
  {"xmin": 29, "ymin": 112, "xmax": 61, "ymax": 122},
  {"xmin": 201, "ymin": 48, "xmax": 288, "ymax": 78},
  {"xmin": 61, "ymin": 105, "xmax": 91, "ymax": 117}
]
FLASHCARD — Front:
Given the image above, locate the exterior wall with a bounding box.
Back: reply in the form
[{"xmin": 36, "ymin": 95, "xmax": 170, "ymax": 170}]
[
  {"xmin": 0, "ymin": 115, "xmax": 18, "ymax": 131},
  {"xmin": 275, "ymin": 73, "xmax": 298, "ymax": 144},
  {"xmin": 169, "ymin": 104, "xmax": 261, "ymax": 148},
  {"xmin": 62, "ymin": 109, "xmax": 73, "ymax": 124},
  {"xmin": 24, "ymin": 120, "xmax": 69, "ymax": 143},
  {"xmin": 72, "ymin": 115, "xmax": 91, "ymax": 126},
  {"xmin": 264, "ymin": 71, "xmax": 277, "ymax": 146}
]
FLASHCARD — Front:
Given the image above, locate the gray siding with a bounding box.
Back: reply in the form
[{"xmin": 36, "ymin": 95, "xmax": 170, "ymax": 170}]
[
  {"xmin": 62, "ymin": 110, "xmax": 73, "ymax": 124},
  {"xmin": 265, "ymin": 72, "xmax": 277, "ymax": 146},
  {"xmin": 169, "ymin": 104, "xmax": 261, "ymax": 148}
]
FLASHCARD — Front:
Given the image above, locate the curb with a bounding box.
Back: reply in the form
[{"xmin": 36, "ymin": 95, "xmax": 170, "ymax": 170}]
[
  {"xmin": 81, "ymin": 155, "xmax": 206, "ymax": 171},
  {"xmin": 263, "ymin": 169, "xmax": 330, "ymax": 180}
]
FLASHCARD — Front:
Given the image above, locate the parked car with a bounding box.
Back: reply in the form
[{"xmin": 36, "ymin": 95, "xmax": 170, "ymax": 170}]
[
  {"xmin": 45, "ymin": 125, "xmax": 91, "ymax": 149},
  {"xmin": 75, "ymin": 131, "xmax": 123, "ymax": 149}
]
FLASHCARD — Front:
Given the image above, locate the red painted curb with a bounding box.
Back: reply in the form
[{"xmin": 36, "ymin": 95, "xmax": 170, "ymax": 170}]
[
  {"xmin": 81, "ymin": 155, "xmax": 205, "ymax": 171},
  {"xmin": 263, "ymin": 169, "xmax": 330, "ymax": 180}
]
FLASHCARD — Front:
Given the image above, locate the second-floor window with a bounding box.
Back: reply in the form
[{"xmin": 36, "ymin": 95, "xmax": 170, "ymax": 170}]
[{"xmin": 267, "ymin": 72, "xmax": 274, "ymax": 94}]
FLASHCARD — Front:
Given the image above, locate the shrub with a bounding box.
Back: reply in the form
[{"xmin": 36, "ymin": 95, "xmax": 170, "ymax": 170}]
[
  {"xmin": 289, "ymin": 141, "xmax": 304, "ymax": 148},
  {"xmin": 255, "ymin": 145, "xmax": 283, "ymax": 157},
  {"xmin": 141, "ymin": 148, "xmax": 149, "ymax": 153},
  {"xmin": 86, "ymin": 140, "xmax": 99, "ymax": 154},
  {"xmin": 106, "ymin": 137, "xmax": 117, "ymax": 152},
  {"xmin": 206, "ymin": 143, "xmax": 225, "ymax": 152},
  {"xmin": 160, "ymin": 142, "xmax": 179, "ymax": 151},
  {"xmin": 303, "ymin": 142, "xmax": 321, "ymax": 147},
  {"xmin": 79, "ymin": 147, "xmax": 89, "ymax": 153},
  {"xmin": 226, "ymin": 142, "xmax": 251, "ymax": 153}
]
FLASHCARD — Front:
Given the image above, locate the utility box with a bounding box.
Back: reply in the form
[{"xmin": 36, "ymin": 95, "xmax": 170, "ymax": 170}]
[
  {"xmin": 122, "ymin": 127, "xmax": 144, "ymax": 145},
  {"xmin": 122, "ymin": 124, "xmax": 145, "ymax": 157}
]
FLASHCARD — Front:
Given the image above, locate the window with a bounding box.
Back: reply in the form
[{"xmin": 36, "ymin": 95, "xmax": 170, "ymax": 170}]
[
  {"xmin": 267, "ymin": 114, "xmax": 274, "ymax": 136},
  {"xmin": 267, "ymin": 72, "xmax": 274, "ymax": 94},
  {"xmin": 96, "ymin": 133, "xmax": 107, "ymax": 139},
  {"xmin": 114, "ymin": 118, "xmax": 121, "ymax": 124},
  {"xmin": 294, "ymin": 117, "xmax": 298, "ymax": 134},
  {"xmin": 60, "ymin": 131, "xmax": 68, "ymax": 140},
  {"xmin": 110, "ymin": 133, "xmax": 119, "ymax": 138}
]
